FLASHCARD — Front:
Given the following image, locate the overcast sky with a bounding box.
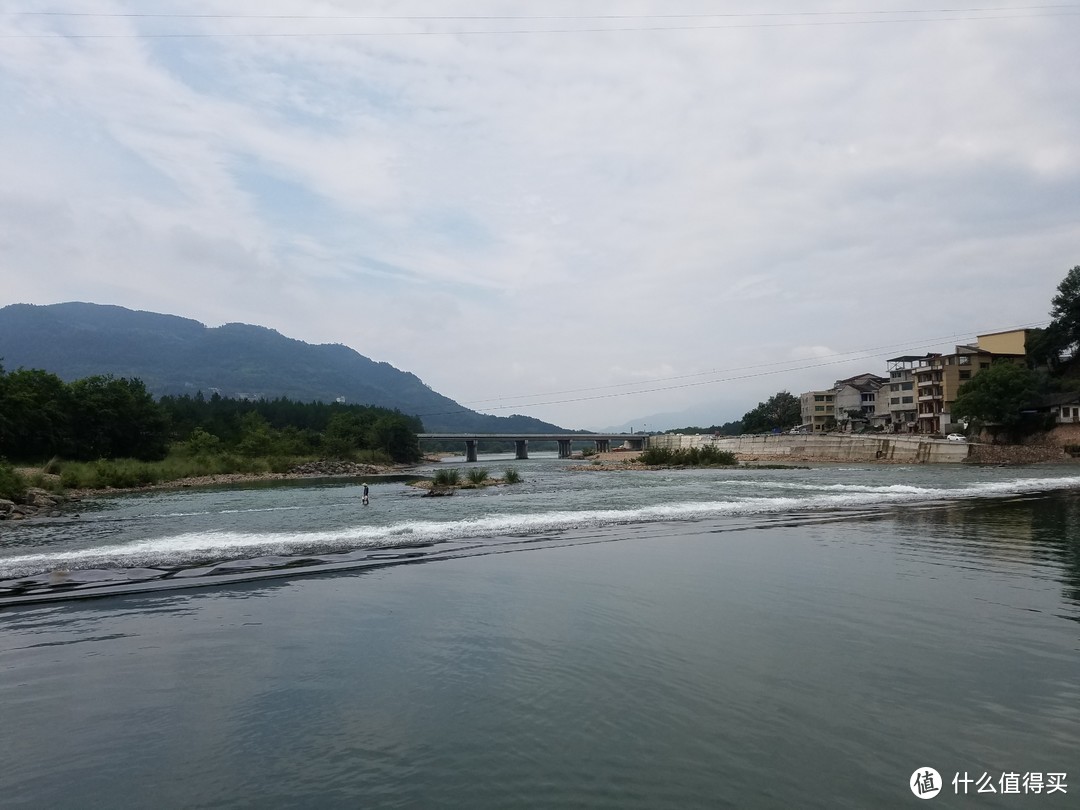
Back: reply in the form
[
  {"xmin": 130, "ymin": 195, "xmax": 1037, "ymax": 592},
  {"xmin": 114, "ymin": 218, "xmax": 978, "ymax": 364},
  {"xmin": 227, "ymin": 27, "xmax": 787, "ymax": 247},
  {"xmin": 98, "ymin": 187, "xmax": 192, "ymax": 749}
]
[{"xmin": 2, "ymin": 2, "xmax": 1078, "ymax": 430}]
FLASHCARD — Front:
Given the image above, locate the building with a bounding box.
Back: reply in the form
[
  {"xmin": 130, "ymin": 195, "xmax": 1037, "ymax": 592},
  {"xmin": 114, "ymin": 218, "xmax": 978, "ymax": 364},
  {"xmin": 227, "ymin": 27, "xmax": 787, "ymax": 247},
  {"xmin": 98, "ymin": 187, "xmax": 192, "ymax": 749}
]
[
  {"xmin": 832, "ymin": 373, "xmax": 888, "ymax": 430},
  {"xmin": 976, "ymin": 328, "xmax": 1031, "ymax": 356},
  {"xmin": 800, "ymin": 390, "xmax": 836, "ymax": 432},
  {"xmin": 913, "ymin": 329, "xmax": 1028, "ymax": 434},
  {"xmin": 884, "ymin": 355, "xmax": 929, "ymax": 432},
  {"xmin": 1023, "ymin": 392, "xmax": 1080, "ymax": 424}
]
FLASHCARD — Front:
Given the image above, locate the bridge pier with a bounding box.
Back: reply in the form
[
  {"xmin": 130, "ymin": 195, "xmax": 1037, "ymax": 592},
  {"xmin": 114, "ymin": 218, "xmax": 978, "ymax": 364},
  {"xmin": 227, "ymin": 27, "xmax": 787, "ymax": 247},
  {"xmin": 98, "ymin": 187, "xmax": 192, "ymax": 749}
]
[
  {"xmin": 557, "ymin": 439, "xmax": 573, "ymax": 458},
  {"xmin": 465, "ymin": 439, "xmax": 478, "ymax": 463},
  {"xmin": 515, "ymin": 440, "xmax": 529, "ymax": 460},
  {"xmin": 595, "ymin": 439, "xmax": 610, "ymax": 453}
]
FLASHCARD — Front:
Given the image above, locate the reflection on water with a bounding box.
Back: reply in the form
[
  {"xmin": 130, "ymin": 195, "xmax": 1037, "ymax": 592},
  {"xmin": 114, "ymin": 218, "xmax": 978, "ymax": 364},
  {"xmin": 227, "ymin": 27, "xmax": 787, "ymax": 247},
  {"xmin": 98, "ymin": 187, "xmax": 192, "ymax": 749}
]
[{"xmin": 891, "ymin": 493, "xmax": 1080, "ymax": 616}]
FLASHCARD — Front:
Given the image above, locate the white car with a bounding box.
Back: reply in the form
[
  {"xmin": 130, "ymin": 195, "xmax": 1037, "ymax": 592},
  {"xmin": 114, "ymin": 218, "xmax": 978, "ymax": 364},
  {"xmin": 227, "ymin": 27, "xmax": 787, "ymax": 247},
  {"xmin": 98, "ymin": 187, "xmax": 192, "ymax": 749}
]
[{"xmin": 946, "ymin": 433, "xmax": 966, "ymax": 442}]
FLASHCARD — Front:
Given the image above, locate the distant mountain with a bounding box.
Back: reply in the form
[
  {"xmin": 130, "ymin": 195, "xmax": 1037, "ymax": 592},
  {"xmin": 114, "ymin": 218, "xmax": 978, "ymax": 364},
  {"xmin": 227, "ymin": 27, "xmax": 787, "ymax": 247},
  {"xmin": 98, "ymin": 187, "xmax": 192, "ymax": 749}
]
[
  {"xmin": 0, "ymin": 302, "xmax": 568, "ymax": 434},
  {"xmin": 601, "ymin": 401, "xmax": 743, "ymax": 433}
]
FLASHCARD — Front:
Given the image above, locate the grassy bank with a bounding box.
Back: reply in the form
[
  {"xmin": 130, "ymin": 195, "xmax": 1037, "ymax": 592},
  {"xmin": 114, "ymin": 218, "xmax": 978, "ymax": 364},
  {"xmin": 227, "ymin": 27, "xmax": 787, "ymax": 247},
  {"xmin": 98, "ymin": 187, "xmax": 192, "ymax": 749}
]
[{"xmin": 2, "ymin": 448, "xmax": 395, "ymax": 499}]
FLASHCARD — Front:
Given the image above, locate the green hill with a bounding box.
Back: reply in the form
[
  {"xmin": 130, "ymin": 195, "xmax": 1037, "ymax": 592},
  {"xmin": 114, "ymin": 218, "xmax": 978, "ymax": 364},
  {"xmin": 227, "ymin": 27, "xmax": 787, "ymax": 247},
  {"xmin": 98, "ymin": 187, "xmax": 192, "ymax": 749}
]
[{"xmin": 0, "ymin": 302, "xmax": 568, "ymax": 434}]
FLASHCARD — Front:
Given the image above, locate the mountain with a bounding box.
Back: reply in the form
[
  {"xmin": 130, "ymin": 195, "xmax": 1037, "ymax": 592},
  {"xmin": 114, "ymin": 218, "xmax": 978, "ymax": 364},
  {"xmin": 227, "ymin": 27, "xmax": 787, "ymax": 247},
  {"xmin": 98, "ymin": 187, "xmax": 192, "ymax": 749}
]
[
  {"xmin": 0, "ymin": 302, "xmax": 568, "ymax": 434},
  {"xmin": 601, "ymin": 401, "xmax": 744, "ymax": 433}
]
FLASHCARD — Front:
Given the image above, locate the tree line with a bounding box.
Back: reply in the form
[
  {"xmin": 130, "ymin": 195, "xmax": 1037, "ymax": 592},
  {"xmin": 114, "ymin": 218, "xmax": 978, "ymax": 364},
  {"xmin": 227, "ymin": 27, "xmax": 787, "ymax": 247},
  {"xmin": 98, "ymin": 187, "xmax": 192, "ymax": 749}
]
[{"xmin": 0, "ymin": 365, "xmax": 422, "ymax": 464}]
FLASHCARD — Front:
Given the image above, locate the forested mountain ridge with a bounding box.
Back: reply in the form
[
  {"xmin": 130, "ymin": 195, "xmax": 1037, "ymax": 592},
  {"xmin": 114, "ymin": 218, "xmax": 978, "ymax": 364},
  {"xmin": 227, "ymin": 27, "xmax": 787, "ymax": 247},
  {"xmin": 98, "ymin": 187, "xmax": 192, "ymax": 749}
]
[{"xmin": 0, "ymin": 302, "xmax": 566, "ymax": 433}]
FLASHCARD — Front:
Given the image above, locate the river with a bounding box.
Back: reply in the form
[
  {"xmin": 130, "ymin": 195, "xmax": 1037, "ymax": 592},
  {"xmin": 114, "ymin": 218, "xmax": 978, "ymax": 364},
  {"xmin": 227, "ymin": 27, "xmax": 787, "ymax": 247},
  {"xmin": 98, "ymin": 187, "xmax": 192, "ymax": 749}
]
[{"xmin": 1, "ymin": 456, "xmax": 1077, "ymax": 807}]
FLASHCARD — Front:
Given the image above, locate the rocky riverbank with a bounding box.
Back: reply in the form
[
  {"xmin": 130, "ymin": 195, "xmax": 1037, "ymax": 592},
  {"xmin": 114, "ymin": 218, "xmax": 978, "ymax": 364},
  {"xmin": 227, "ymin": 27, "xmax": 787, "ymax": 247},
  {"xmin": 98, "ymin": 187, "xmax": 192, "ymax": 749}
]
[
  {"xmin": 0, "ymin": 487, "xmax": 79, "ymax": 522},
  {"xmin": 966, "ymin": 443, "xmax": 1067, "ymax": 465}
]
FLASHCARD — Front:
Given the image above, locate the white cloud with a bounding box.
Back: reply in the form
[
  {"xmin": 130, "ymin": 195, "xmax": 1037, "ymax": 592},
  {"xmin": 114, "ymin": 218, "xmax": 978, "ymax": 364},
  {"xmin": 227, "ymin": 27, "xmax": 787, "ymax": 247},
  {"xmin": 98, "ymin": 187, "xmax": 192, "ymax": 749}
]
[{"xmin": 2, "ymin": 1, "xmax": 1078, "ymax": 426}]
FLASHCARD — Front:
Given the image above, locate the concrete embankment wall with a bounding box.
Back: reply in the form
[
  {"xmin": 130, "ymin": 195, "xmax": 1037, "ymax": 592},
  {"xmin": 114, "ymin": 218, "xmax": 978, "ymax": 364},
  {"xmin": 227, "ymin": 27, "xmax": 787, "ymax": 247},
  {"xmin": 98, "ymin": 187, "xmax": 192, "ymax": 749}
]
[{"xmin": 649, "ymin": 433, "xmax": 971, "ymax": 463}]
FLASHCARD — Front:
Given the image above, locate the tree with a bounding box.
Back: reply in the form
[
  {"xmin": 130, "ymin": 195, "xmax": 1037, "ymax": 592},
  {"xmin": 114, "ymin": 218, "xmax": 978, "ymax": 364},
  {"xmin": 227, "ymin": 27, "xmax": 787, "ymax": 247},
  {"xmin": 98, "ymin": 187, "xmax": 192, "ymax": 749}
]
[
  {"xmin": 322, "ymin": 411, "xmax": 376, "ymax": 458},
  {"xmin": 741, "ymin": 391, "xmax": 801, "ymax": 434},
  {"xmin": 951, "ymin": 362, "xmax": 1037, "ymax": 442},
  {"xmin": 1048, "ymin": 264, "xmax": 1080, "ymax": 355},
  {"xmin": 0, "ymin": 367, "xmax": 74, "ymax": 460},
  {"xmin": 67, "ymin": 376, "xmax": 169, "ymax": 461},
  {"xmin": 368, "ymin": 413, "xmax": 421, "ymax": 462},
  {"xmin": 235, "ymin": 411, "xmax": 276, "ymax": 457},
  {"xmin": 1025, "ymin": 324, "xmax": 1068, "ymax": 373}
]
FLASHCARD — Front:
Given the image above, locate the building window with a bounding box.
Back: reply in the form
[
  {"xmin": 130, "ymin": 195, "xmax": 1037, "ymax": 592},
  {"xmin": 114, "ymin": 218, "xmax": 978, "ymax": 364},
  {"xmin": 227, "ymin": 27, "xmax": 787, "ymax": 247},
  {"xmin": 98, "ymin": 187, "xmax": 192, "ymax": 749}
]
[
  {"xmin": 902, "ymin": 382, "xmax": 914, "ymax": 391},
  {"xmin": 980, "ymin": 362, "xmax": 990, "ymax": 369},
  {"xmin": 902, "ymin": 396, "xmax": 914, "ymax": 404},
  {"xmin": 959, "ymin": 370, "xmax": 971, "ymax": 380},
  {"xmin": 815, "ymin": 406, "xmax": 824, "ymax": 412}
]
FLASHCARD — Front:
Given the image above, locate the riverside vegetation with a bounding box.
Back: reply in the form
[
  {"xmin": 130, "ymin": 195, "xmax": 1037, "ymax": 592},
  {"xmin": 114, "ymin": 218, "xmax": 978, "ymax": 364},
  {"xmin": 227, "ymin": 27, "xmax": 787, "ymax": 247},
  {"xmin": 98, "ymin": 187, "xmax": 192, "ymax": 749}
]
[
  {"xmin": 417, "ymin": 467, "xmax": 523, "ymax": 494},
  {"xmin": 638, "ymin": 446, "xmax": 738, "ymax": 467},
  {"xmin": 0, "ymin": 364, "xmax": 422, "ymax": 504}
]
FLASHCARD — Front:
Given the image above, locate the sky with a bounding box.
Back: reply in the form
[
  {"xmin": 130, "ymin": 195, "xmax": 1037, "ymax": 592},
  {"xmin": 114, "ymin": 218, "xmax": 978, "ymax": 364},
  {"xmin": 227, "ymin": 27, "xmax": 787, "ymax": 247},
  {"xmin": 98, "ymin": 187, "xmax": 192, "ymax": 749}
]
[{"xmin": 2, "ymin": 2, "xmax": 1078, "ymax": 431}]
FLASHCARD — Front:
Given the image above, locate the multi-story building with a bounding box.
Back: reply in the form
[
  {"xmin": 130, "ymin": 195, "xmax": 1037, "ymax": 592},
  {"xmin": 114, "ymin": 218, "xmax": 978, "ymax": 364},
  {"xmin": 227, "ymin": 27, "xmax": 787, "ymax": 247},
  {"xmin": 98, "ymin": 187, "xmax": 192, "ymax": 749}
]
[
  {"xmin": 797, "ymin": 330, "xmax": 1030, "ymax": 436},
  {"xmin": 800, "ymin": 390, "xmax": 836, "ymax": 432},
  {"xmin": 884, "ymin": 355, "xmax": 928, "ymax": 432},
  {"xmin": 913, "ymin": 329, "xmax": 1029, "ymax": 434},
  {"xmin": 976, "ymin": 328, "xmax": 1030, "ymax": 356},
  {"xmin": 832, "ymin": 373, "xmax": 888, "ymax": 429}
]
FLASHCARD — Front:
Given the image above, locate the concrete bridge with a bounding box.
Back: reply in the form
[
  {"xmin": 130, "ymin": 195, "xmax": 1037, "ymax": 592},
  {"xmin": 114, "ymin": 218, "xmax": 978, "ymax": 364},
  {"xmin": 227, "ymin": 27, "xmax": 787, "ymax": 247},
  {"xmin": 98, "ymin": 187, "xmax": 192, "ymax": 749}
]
[{"xmin": 418, "ymin": 433, "xmax": 649, "ymax": 462}]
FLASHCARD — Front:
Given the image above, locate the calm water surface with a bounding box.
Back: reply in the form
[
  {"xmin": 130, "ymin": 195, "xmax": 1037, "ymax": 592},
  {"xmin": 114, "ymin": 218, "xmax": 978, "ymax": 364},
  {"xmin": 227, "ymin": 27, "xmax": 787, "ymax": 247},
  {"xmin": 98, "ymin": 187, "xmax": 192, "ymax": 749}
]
[{"xmin": 1, "ymin": 458, "xmax": 1077, "ymax": 807}]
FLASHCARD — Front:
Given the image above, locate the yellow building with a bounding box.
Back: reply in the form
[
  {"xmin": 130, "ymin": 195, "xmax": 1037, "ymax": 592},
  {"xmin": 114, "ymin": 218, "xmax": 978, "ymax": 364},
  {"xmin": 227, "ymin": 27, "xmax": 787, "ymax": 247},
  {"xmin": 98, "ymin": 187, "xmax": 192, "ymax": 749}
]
[{"xmin": 976, "ymin": 328, "xmax": 1031, "ymax": 356}]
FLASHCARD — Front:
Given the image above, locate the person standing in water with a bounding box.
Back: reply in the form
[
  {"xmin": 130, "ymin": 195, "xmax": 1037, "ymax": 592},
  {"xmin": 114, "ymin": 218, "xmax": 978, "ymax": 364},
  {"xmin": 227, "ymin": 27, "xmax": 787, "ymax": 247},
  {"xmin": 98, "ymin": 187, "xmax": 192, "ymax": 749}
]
[{"xmin": 362, "ymin": 483, "xmax": 370, "ymax": 506}]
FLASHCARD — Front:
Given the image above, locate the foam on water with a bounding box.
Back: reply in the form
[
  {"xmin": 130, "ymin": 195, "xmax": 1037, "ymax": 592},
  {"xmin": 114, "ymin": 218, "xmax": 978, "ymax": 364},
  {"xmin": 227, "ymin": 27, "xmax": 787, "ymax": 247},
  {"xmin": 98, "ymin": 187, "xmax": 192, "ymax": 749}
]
[{"xmin": 3, "ymin": 474, "xmax": 1079, "ymax": 578}]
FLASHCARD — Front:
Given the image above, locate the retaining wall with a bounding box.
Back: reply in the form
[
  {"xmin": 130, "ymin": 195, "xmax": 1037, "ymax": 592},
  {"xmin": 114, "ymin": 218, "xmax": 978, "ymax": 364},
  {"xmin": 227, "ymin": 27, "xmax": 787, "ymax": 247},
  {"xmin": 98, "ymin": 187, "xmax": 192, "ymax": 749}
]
[{"xmin": 649, "ymin": 432, "xmax": 971, "ymax": 463}]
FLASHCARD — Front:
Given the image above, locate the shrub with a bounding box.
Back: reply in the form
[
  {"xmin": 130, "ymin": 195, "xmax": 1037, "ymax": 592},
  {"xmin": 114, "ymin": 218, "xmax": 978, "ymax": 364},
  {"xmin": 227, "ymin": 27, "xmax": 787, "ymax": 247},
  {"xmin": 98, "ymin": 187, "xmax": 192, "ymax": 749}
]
[
  {"xmin": 0, "ymin": 460, "xmax": 27, "ymax": 502},
  {"xmin": 639, "ymin": 446, "xmax": 737, "ymax": 467},
  {"xmin": 182, "ymin": 427, "xmax": 223, "ymax": 458},
  {"xmin": 467, "ymin": 468, "xmax": 490, "ymax": 485},
  {"xmin": 355, "ymin": 449, "xmax": 392, "ymax": 465},
  {"xmin": 503, "ymin": 468, "xmax": 521, "ymax": 484},
  {"xmin": 433, "ymin": 468, "xmax": 460, "ymax": 486},
  {"xmin": 60, "ymin": 468, "xmax": 87, "ymax": 489},
  {"xmin": 269, "ymin": 456, "xmax": 294, "ymax": 474}
]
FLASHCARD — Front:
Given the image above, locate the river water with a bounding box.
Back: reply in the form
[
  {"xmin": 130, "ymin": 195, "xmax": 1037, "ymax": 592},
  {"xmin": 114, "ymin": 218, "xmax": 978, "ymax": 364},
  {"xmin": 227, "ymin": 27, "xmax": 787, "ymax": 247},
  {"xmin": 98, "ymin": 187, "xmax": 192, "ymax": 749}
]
[{"xmin": 1, "ymin": 456, "xmax": 1077, "ymax": 807}]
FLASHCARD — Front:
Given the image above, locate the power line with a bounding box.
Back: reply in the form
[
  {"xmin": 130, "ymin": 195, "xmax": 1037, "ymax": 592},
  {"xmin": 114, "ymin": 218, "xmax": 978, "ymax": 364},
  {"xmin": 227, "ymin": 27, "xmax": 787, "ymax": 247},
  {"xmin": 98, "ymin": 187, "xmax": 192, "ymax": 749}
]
[
  {"xmin": 12, "ymin": 5, "xmax": 1079, "ymax": 20},
  {"xmin": 457, "ymin": 321, "xmax": 1050, "ymax": 406},
  {"xmin": 415, "ymin": 321, "xmax": 1050, "ymax": 418},
  {"xmin": 4, "ymin": 10, "xmax": 1077, "ymax": 38}
]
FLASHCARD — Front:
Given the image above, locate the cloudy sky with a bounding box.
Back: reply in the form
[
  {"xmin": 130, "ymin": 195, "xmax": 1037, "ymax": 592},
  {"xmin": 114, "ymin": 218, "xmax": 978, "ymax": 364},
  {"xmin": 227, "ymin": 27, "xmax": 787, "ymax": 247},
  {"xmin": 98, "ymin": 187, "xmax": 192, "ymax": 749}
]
[{"xmin": 2, "ymin": 2, "xmax": 1078, "ymax": 430}]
